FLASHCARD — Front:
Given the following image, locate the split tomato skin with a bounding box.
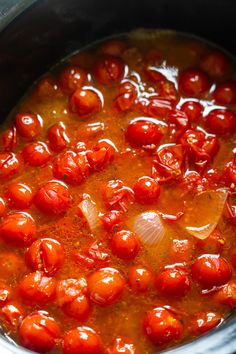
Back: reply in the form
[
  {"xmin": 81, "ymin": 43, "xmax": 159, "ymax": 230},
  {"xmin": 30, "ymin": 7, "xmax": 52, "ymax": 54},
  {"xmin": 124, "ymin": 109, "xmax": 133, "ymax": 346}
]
[
  {"xmin": 189, "ymin": 312, "xmax": 222, "ymax": 335},
  {"xmin": 106, "ymin": 337, "xmax": 137, "ymax": 354}
]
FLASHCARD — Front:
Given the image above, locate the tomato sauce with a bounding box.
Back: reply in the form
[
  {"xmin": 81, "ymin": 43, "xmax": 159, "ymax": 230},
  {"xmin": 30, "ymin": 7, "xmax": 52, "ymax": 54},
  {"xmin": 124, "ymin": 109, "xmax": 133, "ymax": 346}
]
[{"xmin": 0, "ymin": 30, "xmax": 236, "ymax": 353}]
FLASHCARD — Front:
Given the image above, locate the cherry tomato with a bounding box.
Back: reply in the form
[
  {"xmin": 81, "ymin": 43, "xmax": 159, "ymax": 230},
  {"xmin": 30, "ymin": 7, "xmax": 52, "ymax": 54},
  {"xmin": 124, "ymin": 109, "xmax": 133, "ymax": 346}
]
[
  {"xmin": 143, "ymin": 307, "xmax": 183, "ymax": 345},
  {"xmin": 0, "ymin": 152, "xmax": 21, "ymax": 179},
  {"xmin": 15, "ymin": 113, "xmax": 41, "ymax": 139},
  {"xmin": 113, "ymin": 81, "xmax": 137, "ymax": 112},
  {"xmin": 0, "ymin": 198, "xmax": 6, "ymax": 217},
  {"xmin": 100, "ymin": 210, "xmax": 123, "ymax": 231},
  {"xmin": 78, "ymin": 122, "xmax": 105, "ymax": 139},
  {"xmin": 205, "ymin": 109, "xmax": 236, "ymax": 135},
  {"xmin": 189, "ymin": 312, "xmax": 222, "ymax": 335},
  {"xmin": 86, "ymin": 139, "xmax": 116, "ymax": 171},
  {"xmin": 59, "ymin": 66, "xmax": 87, "ymax": 93},
  {"xmin": 169, "ymin": 109, "xmax": 189, "ymax": 131},
  {"xmin": 133, "ymin": 176, "xmax": 160, "ymax": 204},
  {"xmin": 19, "ymin": 311, "xmax": 60, "ymax": 353},
  {"xmin": 0, "ymin": 252, "xmax": 25, "ymax": 280},
  {"xmin": 18, "ymin": 271, "xmax": 56, "ymax": 305},
  {"xmin": 1, "ymin": 301, "xmax": 25, "ymax": 328},
  {"xmin": 93, "ymin": 56, "xmax": 124, "ymax": 85},
  {"xmin": 155, "ymin": 267, "xmax": 191, "ymax": 297},
  {"xmin": 22, "ymin": 141, "xmax": 51, "ymax": 166},
  {"xmin": 169, "ymin": 239, "xmax": 194, "ymax": 262},
  {"xmin": 181, "ymin": 101, "xmax": 203, "ymax": 122},
  {"xmin": 25, "ymin": 238, "xmax": 64, "ymax": 276},
  {"xmin": 34, "ymin": 180, "xmax": 71, "ymax": 215},
  {"xmin": 146, "ymin": 97, "xmax": 173, "ymax": 118},
  {"xmin": 128, "ymin": 265, "xmax": 152, "ymax": 293},
  {"xmin": 192, "ymin": 254, "xmax": 232, "ymax": 288},
  {"xmin": 213, "ymin": 83, "xmax": 236, "ymax": 104},
  {"xmin": 0, "ymin": 282, "xmax": 12, "ymax": 306},
  {"xmin": 223, "ymin": 160, "xmax": 236, "ymax": 189},
  {"xmin": 87, "ymin": 267, "xmax": 125, "ymax": 306},
  {"xmin": 126, "ymin": 118, "xmax": 164, "ymax": 147},
  {"xmin": 47, "ymin": 122, "xmax": 71, "ymax": 152},
  {"xmin": 212, "ymin": 281, "xmax": 236, "ymax": 307},
  {"xmin": 0, "ymin": 212, "xmax": 36, "ymax": 246},
  {"xmin": 201, "ymin": 51, "xmax": 228, "ymax": 77},
  {"xmin": 5, "ymin": 182, "xmax": 33, "ymax": 209},
  {"xmin": 53, "ymin": 150, "xmax": 90, "ymax": 185},
  {"xmin": 70, "ymin": 88, "xmax": 102, "ymax": 116},
  {"xmin": 179, "ymin": 69, "xmax": 210, "ymax": 96},
  {"xmin": 106, "ymin": 337, "xmax": 137, "ymax": 354},
  {"xmin": 102, "ymin": 179, "xmax": 134, "ymax": 212},
  {"xmin": 100, "ymin": 40, "xmax": 126, "ymax": 56},
  {"xmin": 144, "ymin": 66, "xmax": 166, "ymax": 82},
  {"xmin": 111, "ymin": 230, "xmax": 140, "ymax": 260},
  {"xmin": 1, "ymin": 126, "xmax": 17, "ymax": 151},
  {"xmin": 156, "ymin": 80, "xmax": 178, "ymax": 103},
  {"xmin": 63, "ymin": 326, "xmax": 103, "ymax": 354},
  {"xmin": 196, "ymin": 229, "xmax": 225, "ymax": 254},
  {"xmin": 36, "ymin": 76, "xmax": 61, "ymax": 98}
]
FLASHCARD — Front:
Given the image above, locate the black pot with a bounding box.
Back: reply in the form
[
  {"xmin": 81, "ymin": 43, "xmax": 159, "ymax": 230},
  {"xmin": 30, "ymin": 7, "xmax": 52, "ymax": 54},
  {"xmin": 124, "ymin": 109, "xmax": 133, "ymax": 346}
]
[{"xmin": 0, "ymin": 0, "xmax": 235, "ymax": 353}]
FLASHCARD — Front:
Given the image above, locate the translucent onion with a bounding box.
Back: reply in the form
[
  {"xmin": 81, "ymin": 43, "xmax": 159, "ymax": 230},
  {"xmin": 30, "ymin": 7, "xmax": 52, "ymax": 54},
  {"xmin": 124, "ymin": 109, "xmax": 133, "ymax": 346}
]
[
  {"xmin": 181, "ymin": 189, "xmax": 228, "ymax": 240},
  {"xmin": 131, "ymin": 211, "xmax": 165, "ymax": 247},
  {"xmin": 78, "ymin": 199, "xmax": 100, "ymax": 232}
]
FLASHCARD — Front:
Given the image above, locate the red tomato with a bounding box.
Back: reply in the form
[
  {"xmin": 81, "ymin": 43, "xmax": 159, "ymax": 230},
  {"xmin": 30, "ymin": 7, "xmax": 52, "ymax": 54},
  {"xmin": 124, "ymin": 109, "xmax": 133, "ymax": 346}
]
[
  {"xmin": 0, "ymin": 152, "xmax": 21, "ymax": 179},
  {"xmin": 110, "ymin": 230, "xmax": 140, "ymax": 260},
  {"xmin": 1, "ymin": 301, "xmax": 25, "ymax": 328},
  {"xmin": 128, "ymin": 265, "xmax": 152, "ymax": 293},
  {"xmin": 36, "ymin": 76, "xmax": 61, "ymax": 98},
  {"xmin": 212, "ymin": 281, "xmax": 236, "ymax": 307},
  {"xmin": 1, "ymin": 126, "xmax": 17, "ymax": 151},
  {"xmin": 205, "ymin": 109, "xmax": 236, "ymax": 135},
  {"xmin": 0, "ymin": 197, "xmax": 6, "ymax": 217},
  {"xmin": 5, "ymin": 182, "xmax": 33, "ymax": 209},
  {"xmin": 192, "ymin": 255, "xmax": 232, "ymax": 288},
  {"xmin": 169, "ymin": 239, "xmax": 194, "ymax": 262},
  {"xmin": 19, "ymin": 311, "xmax": 60, "ymax": 353},
  {"xmin": 106, "ymin": 337, "xmax": 137, "ymax": 354},
  {"xmin": 100, "ymin": 210, "xmax": 123, "ymax": 231},
  {"xmin": 53, "ymin": 150, "xmax": 90, "ymax": 185},
  {"xmin": 181, "ymin": 101, "xmax": 203, "ymax": 122},
  {"xmin": 93, "ymin": 56, "xmax": 124, "ymax": 85},
  {"xmin": 15, "ymin": 113, "xmax": 41, "ymax": 139},
  {"xmin": 196, "ymin": 229, "xmax": 225, "ymax": 254},
  {"xmin": 102, "ymin": 179, "xmax": 134, "ymax": 212},
  {"xmin": 78, "ymin": 122, "xmax": 105, "ymax": 139},
  {"xmin": 143, "ymin": 307, "xmax": 183, "ymax": 345},
  {"xmin": 179, "ymin": 69, "xmax": 210, "ymax": 96},
  {"xmin": 22, "ymin": 141, "xmax": 51, "ymax": 166},
  {"xmin": 223, "ymin": 160, "xmax": 236, "ymax": 189},
  {"xmin": 113, "ymin": 81, "xmax": 137, "ymax": 112},
  {"xmin": 0, "ymin": 212, "xmax": 36, "ymax": 246},
  {"xmin": 59, "ymin": 66, "xmax": 87, "ymax": 93},
  {"xmin": 100, "ymin": 40, "xmax": 126, "ymax": 56},
  {"xmin": 0, "ymin": 252, "xmax": 25, "ymax": 280},
  {"xmin": 201, "ymin": 51, "xmax": 228, "ymax": 77},
  {"xmin": 169, "ymin": 109, "xmax": 189, "ymax": 131},
  {"xmin": 147, "ymin": 97, "xmax": 173, "ymax": 118},
  {"xmin": 0, "ymin": 282, "xmax": 12, "ymax": 306},
  {"xmin": 48, "ymin": 122, "xmax": 71, "ymax": 152},
  {"xmin": 156, "ymin": 80, "xmax": 178, "ymax": 103},
  {"xmin": 63, "ymin": 326, "xmax": 103, "ymax": 354},
  {"xmin": 189, "ymin": 312, "xmax": 222, "ymax": 335},
  {"xmin": 18, "ymin": 271, "xmax": 56, "ymax": 305},
  {"xmin": 70, "ymin": 88, "xmax": 102, "ymax": 116},
  {"xmin": 213, "ymin": 83, "xmax": 236, "ymax": 104},
  {"xmin": 144, "ymin": 66, "xmax": 166, "ymax": 82},
  {"xmin": 87, "ymin": 267, "xmax": 125, "ymax": 306},
  {"xmin": 155, "ymin": 267, "xmax": 191, "ymax": 297},
  {"xmin": 25, "ymin": 238, "xmax": 64, "ymax": 276},
  {"xmin": 133, "ymin": 176, "xmax": 160, "ymax": 204},
  {"xmin": 34, "ymin": 180, "xmax": 71, "ymax": 215},
  {"xmin": 86, "ymin": 139, "xmax": 116, "ymax": 171},
  {"xmin": 126, "ymin": 118, "xmax": 164, "ymax": 147}
]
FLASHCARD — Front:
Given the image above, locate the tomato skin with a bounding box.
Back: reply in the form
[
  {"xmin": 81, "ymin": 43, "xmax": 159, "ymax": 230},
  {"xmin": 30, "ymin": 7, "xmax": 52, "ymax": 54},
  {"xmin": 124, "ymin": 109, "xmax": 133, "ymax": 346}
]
[
  {"xmin": 205, "ymin": 109, "xmax": 236, "ymax": 135},
  {"xmin": 179, "ymin": 69, "xmax": 210, "ymax": 96},
  {"xmin": 201, "ymin": 51, "xmax": 228, "ymax": 77},
  {"xmin": 192, "ymin": 255, "xmax": 232, "ymax": 288},
  {"xmin": 0, "ymin": 152, "xmax": 21, "ymax": 179},
  {"xmin": 213, "ymin": 83, "xmax": 236, "ymax": 104},
  {"xmin": 196, "ymin": 229, "xmax": 225, "ymax": 254},
  {"xmin": 155, "ymin": 267, "xmax": 191, "ymax": 297},
  {"xmin": 143, "ymin": 307, "xmax": 183, "ymax": 346},
  {"xmin": 181, "ymin": 101, "xmax": 203, "ymax": 122},
  {"xmin": 48, "ymin": 122, "xmax": 71, "ymax": 152},
  {"xmin": 0, "ymin": 252, "xmax": 25, "ymax": 280},
  {"xmin": 106, "ymin": 337, "xmax": 137, "ymax": 354},
  {"xmin": 1, "ymin": 301, "xmax": 25, "ymax": 328},
  {"xmin": 169, "ymin": 239, "xmax": 194, "ymax": 262},
  {"xmin": 19, "ymin": 311, "xmax": 60, "ymax": 353},
  {"xmin": 126, "ymin": 118, "xmax": 164, "ymax": 147},
  {"xmin": 70, "ymin": 88, "xmax": 102, "ymax": 116},
  {"xmin": 88, "ymin": 267, "xmax": 125, "ymax": 306},
  {"xmin": 144, "ymin": 66, "xmax": 166, "ymax": 83},
  {"xmin": 5, "ymin": 182, "xmax": 33, "ymax": 209},
  {"xmin": 212, "ymin": 281, "xmax": 236, "ymax": 307},
  {"xmin": 59, "ymin": 66, "xmax": 87, "ymax": 93},
  {"xmin": 100, "ymin": 210, "xmax": 123, "ymax": 231},
  {"xmin": 86, "ymin": 139, "xmax": 116, "ymax": 171},
  {"xmin": 53, "ymin": 150, "xmax": 90, "ymax": 185},
  {"xmin": 1, "ymin": 126, "xmax": 17, "ymax": 152},
  {"xmin": 189, "ymin": 312, "xmax": 222, "ymax": 335},
  {"xmin": 93, "ymin": 56, "xmax": 124, "ymax": 85},
  {"xmin": 0, "ymin": 212, "xmax": 36, "ymax": 246},
  {"xmin": 18, "ymin": 271, "xmax": 56, "ymax": 305},
  {"xmin": 223, "ymin": 161, "xmax": 236, "ymax": 189},
  {"xmin": 63, "ymin": 326, "xmax": 103, "ymax": 354},
  {"xmin": 113, "ymin": 81, "xmax": 137, "ymax": 112},
  {"xmin": 15, "ymin": 113, "xmax": 41, "ymax": 139},
  {"xmin": 128, "ymin": 265, "xmax": 152, "ymax": 293},
  {"xmin": 22, "ymin": 141, "xmax": 51, "ymax": 166},
  {"xmin": 0, "ymin": 282, "xmax": 12, "ymax": 306},
  {"xmin": 110, "ymin": 230, "xmax": 140, "ymax": 260},
  {"xmin": 102, "ymin": 179, "xmax": 134, "ymax": 212},
  {"xmin": 34, "ymin": 180, "xmax": 71, "ymax": 215},
  {"xmin": 133, "ymin": 177, "xmax": 160, "ymax": 204},
  {"xmin": 25, "ymin": 238, "xmax": 64, "ymax": 276}
]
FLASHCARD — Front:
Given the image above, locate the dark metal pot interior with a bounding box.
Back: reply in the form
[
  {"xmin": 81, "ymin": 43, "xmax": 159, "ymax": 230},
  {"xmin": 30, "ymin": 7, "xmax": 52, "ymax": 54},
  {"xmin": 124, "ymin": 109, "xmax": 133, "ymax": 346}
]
[{"xmin": 0, "ymin": 0, "xmax": 235, "ymax": 353}]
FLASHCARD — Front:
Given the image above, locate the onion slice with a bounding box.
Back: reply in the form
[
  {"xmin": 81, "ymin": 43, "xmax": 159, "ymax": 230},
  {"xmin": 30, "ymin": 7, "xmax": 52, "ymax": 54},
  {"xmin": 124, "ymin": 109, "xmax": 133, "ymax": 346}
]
[
  {"xmin": 181, "ymin": 189, "xmax": 228, "ymax": 240},
  {"xmin": 78, "ymin": 198, "xmax": 100, "ymax": 232},
  {"xmin": 131, "ymin": 211, "xmax": 165, "ymax": 247}
]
